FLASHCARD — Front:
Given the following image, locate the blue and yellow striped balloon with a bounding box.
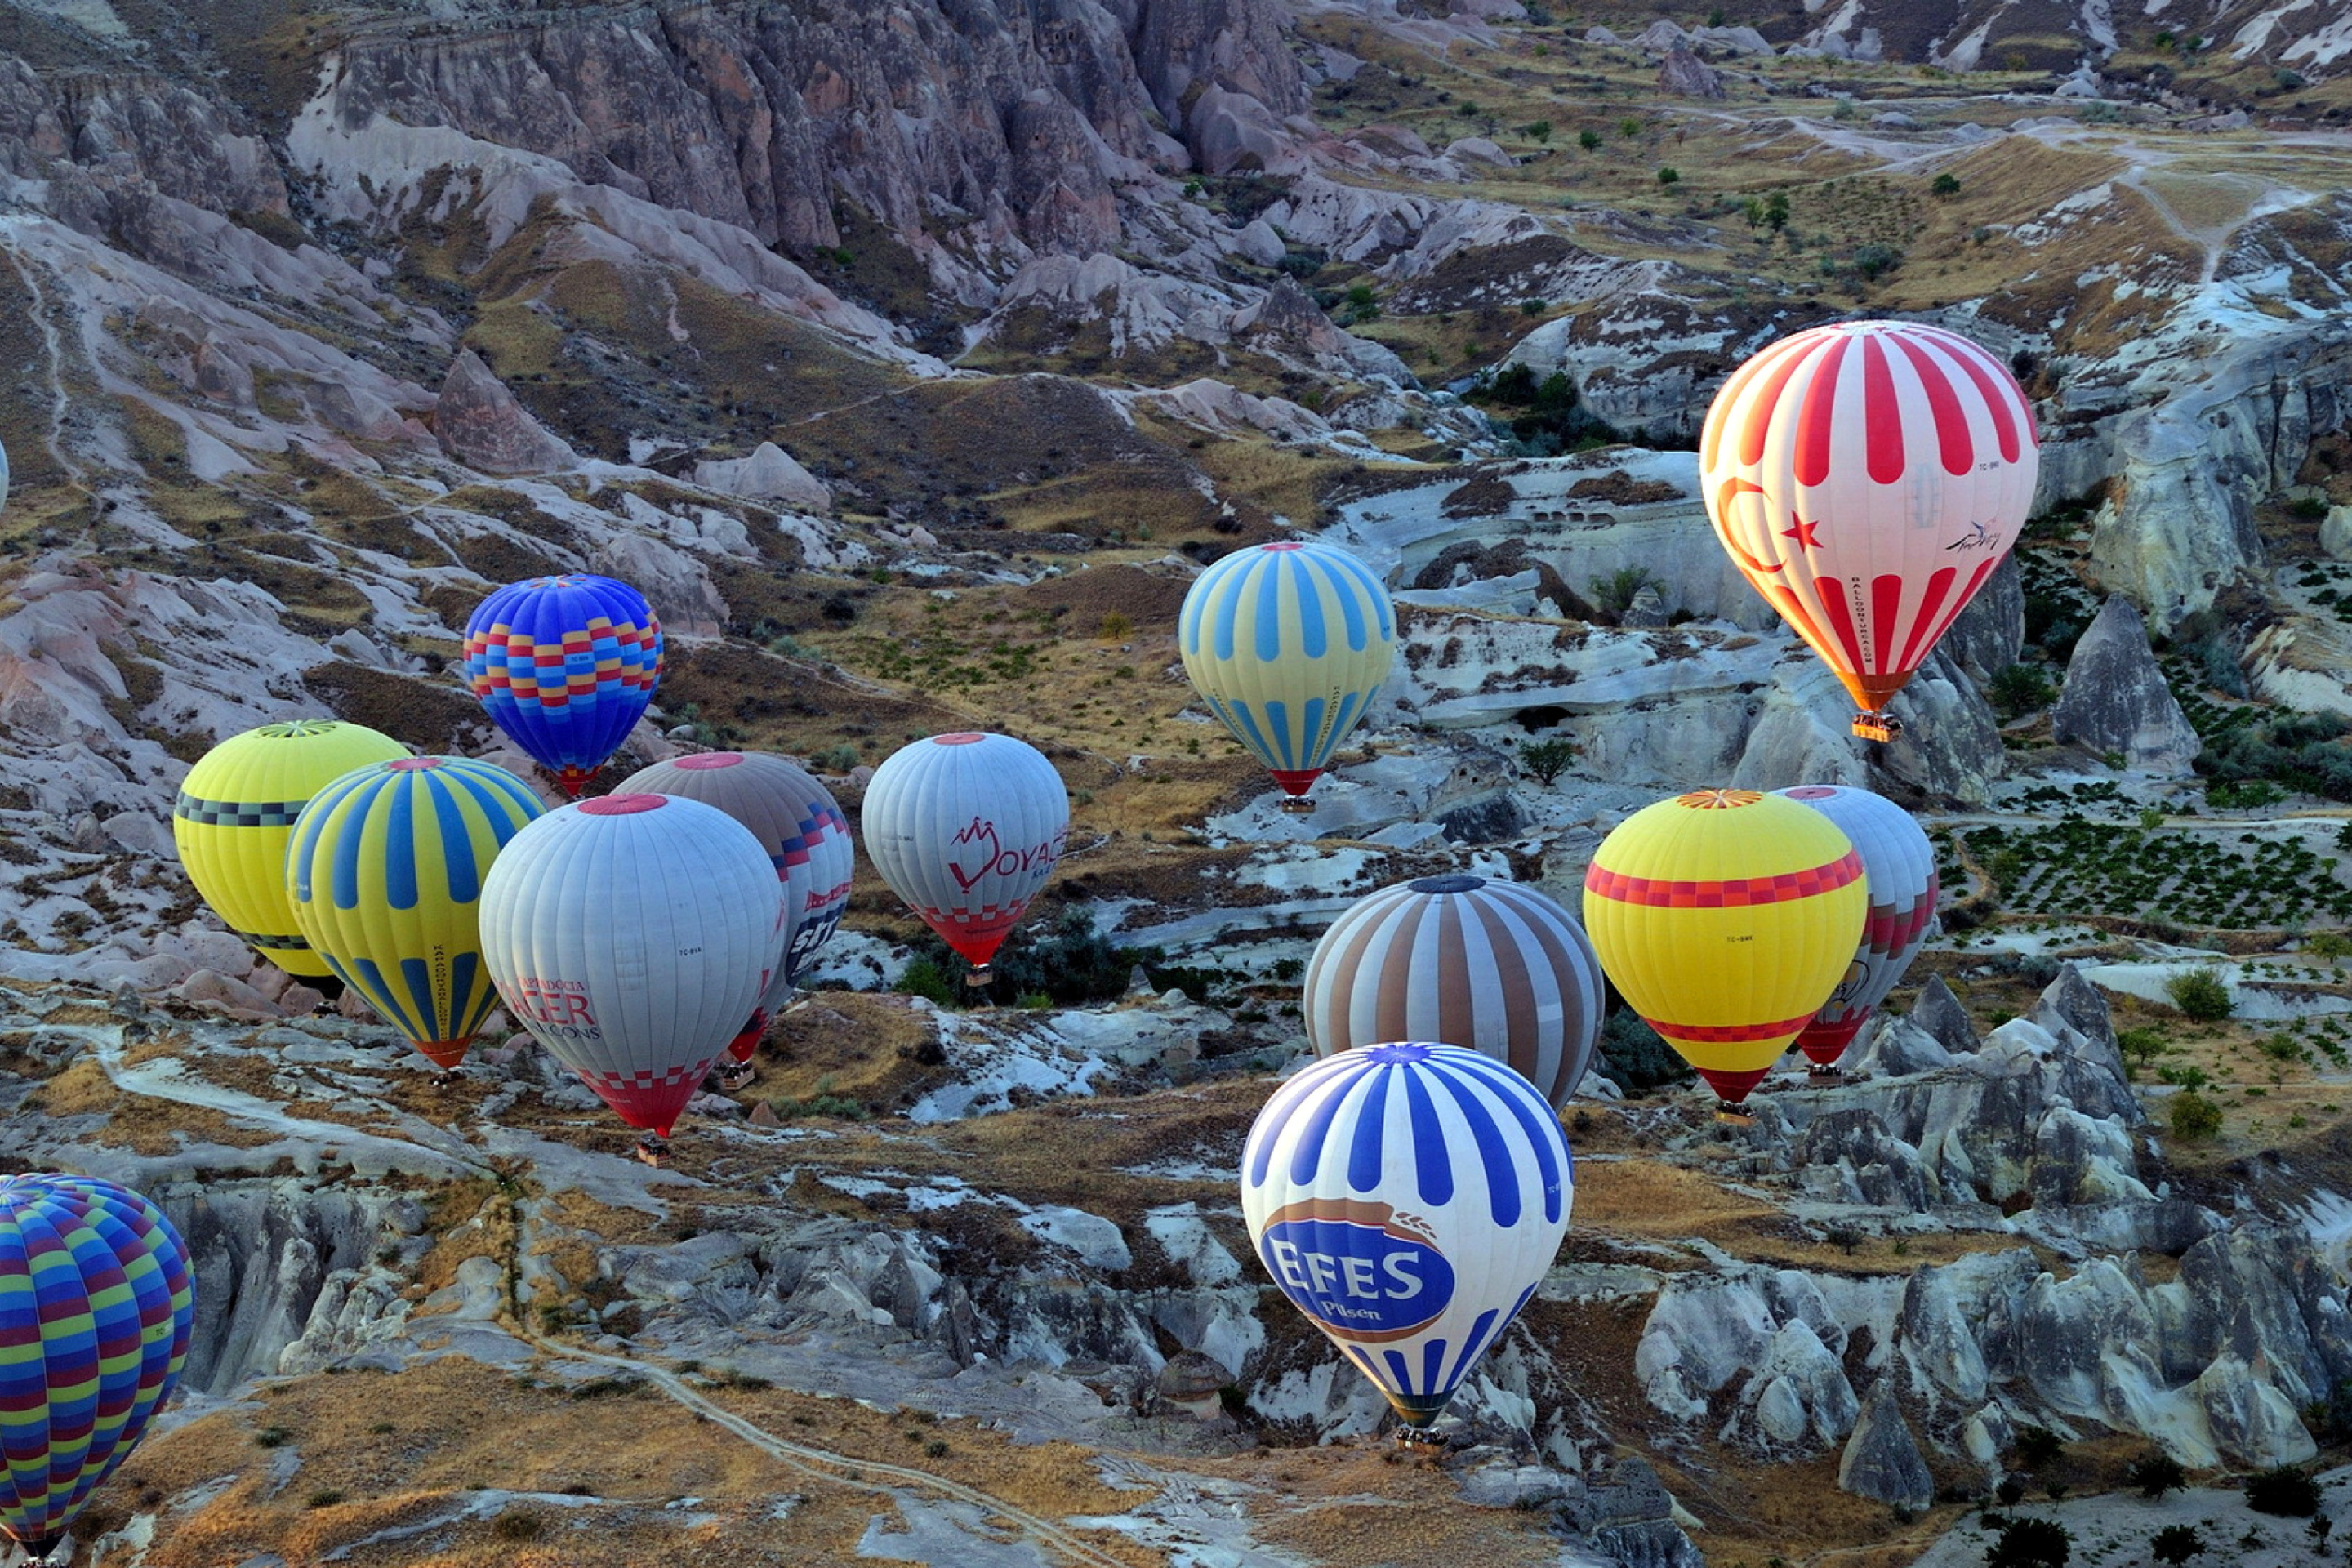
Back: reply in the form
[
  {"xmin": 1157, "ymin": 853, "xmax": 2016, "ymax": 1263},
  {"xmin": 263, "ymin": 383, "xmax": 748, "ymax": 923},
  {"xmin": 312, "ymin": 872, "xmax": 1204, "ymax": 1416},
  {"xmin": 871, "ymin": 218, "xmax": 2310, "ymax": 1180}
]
[
  {"xmin": 1179, "ymin": 541, "xmax": 1395, "ymax": 799},
  {"xmin": 0, "ymin": 1174, "xmax": 194, "ymax": 1556},
  {"xmin": 286, "ymin": 756, "xmax": 545, "ymax": 1069}
]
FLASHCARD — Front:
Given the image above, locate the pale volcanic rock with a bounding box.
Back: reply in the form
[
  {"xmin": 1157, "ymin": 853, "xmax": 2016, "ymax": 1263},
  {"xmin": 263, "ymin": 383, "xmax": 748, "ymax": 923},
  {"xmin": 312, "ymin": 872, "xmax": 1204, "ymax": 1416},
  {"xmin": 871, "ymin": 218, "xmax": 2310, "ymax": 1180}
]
[
  {"xmin": 1837, "ymin": 1385, "xmax": 1934, "ymax": 1510},
  {"xmin": 2051, "ymin": 596, "xmax": 2200, "ymax": 772},
  {"xmin": 693, "ymin": 442, "xmax": 834, "ymax": 513},
  {"xmin": 432, "ymin": 350, "xmax": 577, "ymax": 474},
  {"xmin": 1655, "ymin": 47, "xmax": 1726, "ymax": 100}
]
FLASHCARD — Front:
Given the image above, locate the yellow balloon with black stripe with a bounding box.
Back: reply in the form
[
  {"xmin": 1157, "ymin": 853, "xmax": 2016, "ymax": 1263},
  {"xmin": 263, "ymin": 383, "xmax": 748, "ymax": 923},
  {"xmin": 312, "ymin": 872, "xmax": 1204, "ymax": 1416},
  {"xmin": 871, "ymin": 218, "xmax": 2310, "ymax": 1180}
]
[
  {"xmin": 172, "ymin": 720, "xmax": 411, "ymax": 976},
  {"xmin": 1582, "ymin": 789, "xmax": 1865, "ymax": 1111},
  {"xmin": 286, "ymin": 756, "xmax": 545, "ymax": 1069}
]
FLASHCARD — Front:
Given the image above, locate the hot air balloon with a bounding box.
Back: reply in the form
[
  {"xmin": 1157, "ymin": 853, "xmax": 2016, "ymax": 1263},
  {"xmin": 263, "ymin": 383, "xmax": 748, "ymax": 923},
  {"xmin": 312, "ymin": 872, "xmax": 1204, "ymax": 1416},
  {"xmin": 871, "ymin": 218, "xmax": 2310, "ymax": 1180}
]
[
  {"xmin": 863, "ymin": 733, "xmax": 1067, "ymax": 987},
  {"xmin": 0, "ymin": 1174, "xmax": 194, "ymax": 1559},
  {"xmin": 461, "ymin": 574, "xmax": 662, "ymax": 796},
  {"xmin": 1303, "ymin": 875, "xmax": 1606, "ymax": 1109},
  {"xmin": 286, "ymin": 756, "xmax": 546, "ymax": 1073},
  {"xmin": 616, "ymin": 751, "xmax": 854, "ymax": 1069},
  {"xmin": 1773, "ymin": 785, "xmax": 1939, "ymax": 1076},
  {"xmin": 1582, "ymin": 789, "xmax": 1865, "ymax": 1116},
  {"xmin": 479, "ymin": 793, "xmax": 783, "ymax": 1160},
  {"xmin": 173, "ymin": 720, "xmax": 412, "ymax": 978},
  {"xmin": 1699, "ymin": 320, "xmax": 2039, "ymax": 742},
  {"xmin": 1179, "ymin": 540, "xmax": 1396, "ymax": 807},
  {"xmin": 1241, "ymin": 1042, "xmax": 1572, "ymax": 1431},
  {"xmin": 1, "ymin": 434, "xmax": 10, "ymax": 514}
]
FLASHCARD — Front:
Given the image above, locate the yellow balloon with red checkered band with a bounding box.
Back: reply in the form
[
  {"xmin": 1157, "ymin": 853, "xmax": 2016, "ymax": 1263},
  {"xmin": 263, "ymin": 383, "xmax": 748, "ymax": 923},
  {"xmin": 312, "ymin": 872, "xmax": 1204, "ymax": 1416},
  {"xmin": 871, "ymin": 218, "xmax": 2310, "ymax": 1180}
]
[{"xmin": 1581, "ymin": 789, "xmax": 1865, "ymax": 1109}]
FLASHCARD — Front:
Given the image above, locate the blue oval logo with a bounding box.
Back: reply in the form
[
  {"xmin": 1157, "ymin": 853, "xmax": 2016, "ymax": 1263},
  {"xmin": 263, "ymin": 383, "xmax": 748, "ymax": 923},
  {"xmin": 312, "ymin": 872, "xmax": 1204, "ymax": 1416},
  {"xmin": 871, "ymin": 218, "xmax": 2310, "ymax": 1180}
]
[{"xmin": 1258, "ymin": 1200, "xmax": 1454, "ymax": 1343}]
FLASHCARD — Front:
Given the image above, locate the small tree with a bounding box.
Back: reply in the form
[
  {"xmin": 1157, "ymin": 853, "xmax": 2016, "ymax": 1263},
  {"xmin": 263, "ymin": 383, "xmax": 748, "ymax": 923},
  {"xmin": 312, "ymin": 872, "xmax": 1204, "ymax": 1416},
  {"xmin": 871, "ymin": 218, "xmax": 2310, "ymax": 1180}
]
[
  {"xmin": 2169, "ymin": 1091, "xmax": 2223, "ymax": 1143},
  {"xmin": 2117, "ymin": 1027, "xmax": 2166, "ymax": 1080},
  {"xmin": 1656, "ymin": 166, "xmax": 1682, "ymax": 186},
  {"xmin": 1579, "ymin": 127, "xmax": 1603, "ymax": 151},
  {"xmin": 2245, "ymin": 1466, "xmax": 2322, "ymax": 1517},
  {"xmin": 2166, "ymin": 966, "xmax": 2233, "ymax": 1021},
  {"xmin": 1590, "ymin": 566, "xmax": 1656, "ymax": 614},
  {"xmin": 2149, "ymin": 1525, "xmax": 2203, "ymax": 1566},
  {"xmin": 1986, "ymin": 1517, "xmax": 2072, "ymax": 1568},
  {"xmin": 1098, "ymin": 610, "xmax": 1133, "ymax": 641},
  {"xmin": 1523, "ymin": 120, "xmax": 1554, "ymax": 143},
  {"xmin": 1932, "ymin": 172, "xmax": 1962, "ymax": 198},
  {"xmin": 1618, "ymin": 116, "xmax": 1644, "ymax": 138},
  {"xmin": 1521, "ymin": 737, "xmax": 1578, "ymax": 786},
  {"xmin": 1989, "ymin": 662, "xmax": 2055, "ymax": 719},
  {"xmin": 1764, "ymin": 190, "xmax": 1790, "ymax": 231},
  {"xmin": 2127, "ymin": 1450, "xmax": 2187, "ymax": 1499}
]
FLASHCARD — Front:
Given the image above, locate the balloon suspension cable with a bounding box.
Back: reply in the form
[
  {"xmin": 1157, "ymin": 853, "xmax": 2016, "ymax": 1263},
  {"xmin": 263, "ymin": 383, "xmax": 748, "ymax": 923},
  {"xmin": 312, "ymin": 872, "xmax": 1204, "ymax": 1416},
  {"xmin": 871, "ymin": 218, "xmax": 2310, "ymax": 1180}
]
[
  {"xmin": 633, "ymin": 1132, "xmax": 671, "ymax": 1169},
  {"xmin": 1851, "ymin": 710, "xmax": 1901, "ymax": 743}
]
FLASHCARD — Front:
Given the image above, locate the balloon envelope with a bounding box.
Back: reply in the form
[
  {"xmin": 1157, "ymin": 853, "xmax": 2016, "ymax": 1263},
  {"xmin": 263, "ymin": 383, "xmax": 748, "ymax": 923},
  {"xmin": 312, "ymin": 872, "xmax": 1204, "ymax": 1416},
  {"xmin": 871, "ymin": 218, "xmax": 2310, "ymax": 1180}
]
[
  {"xmin": 480, "ymin": 793, "xmax": 784, "ymax": 1137},
  {"xmin": 863, "ymin": 733, "xmax": 1067, "ymax": 968},
  {"xmin": 287, "ymin": 755, "xmax": 546, "ymax": 1067},
  {"xmin": 462, "ymin": 574, "xmax": 662, "ymax": 796},
  {"xmin": 0, "ymin": 1174, "xmax": 194, "ymax": 1554},
  {"xmin": 1699, "ymin": 320, "xmax": 2038, "ymax": 739},
  {"xmin": 173, "ymin": 719, "xmax": 411, "ymax": 977},
  {"xmin": 1582, "ymin": 789, "xmax": 1865, "ymax": 1106},
  {"xmin": 1241, "ymin": 1042, "xmax": 1572, "ymax": 1427},
  {"xmin": 617, "ymin": 751, "xmax": 854, "ymax": 1060},
  {"xmin": 1304, "ymin": 875, "xmax": 1605, "ymax": 1108},
  {"xmin": 1179, "ymin": 540, "xmax": 1396, "ymax": 796},
  {"xmin": 1773, "ymin": 785, "xmax": 1939, "ymax": 1067}
]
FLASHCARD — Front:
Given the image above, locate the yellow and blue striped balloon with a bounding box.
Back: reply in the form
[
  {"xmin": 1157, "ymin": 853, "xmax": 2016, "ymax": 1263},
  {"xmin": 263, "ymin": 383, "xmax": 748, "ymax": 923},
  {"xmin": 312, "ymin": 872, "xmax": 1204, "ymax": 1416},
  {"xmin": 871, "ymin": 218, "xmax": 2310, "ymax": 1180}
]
[
  {"xmin": 286, "ymin": 757, "xmax": 545, "ymax": 1069},
  {"xmin": 0, "ymin": 1174, "xmax": 194, "ymax": 1557},
  {"xmin": 1179, "ymin": 540, "xmax": 1396, "ymax": 798}
]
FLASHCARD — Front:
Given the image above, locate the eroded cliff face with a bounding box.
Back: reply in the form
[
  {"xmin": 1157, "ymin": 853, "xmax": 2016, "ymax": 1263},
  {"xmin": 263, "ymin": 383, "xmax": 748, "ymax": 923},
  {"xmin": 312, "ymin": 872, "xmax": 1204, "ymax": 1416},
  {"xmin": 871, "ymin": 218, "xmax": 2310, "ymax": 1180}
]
[{"xmin": 300, "ymin": 0, "xmax": 1302, "ymax": 275}]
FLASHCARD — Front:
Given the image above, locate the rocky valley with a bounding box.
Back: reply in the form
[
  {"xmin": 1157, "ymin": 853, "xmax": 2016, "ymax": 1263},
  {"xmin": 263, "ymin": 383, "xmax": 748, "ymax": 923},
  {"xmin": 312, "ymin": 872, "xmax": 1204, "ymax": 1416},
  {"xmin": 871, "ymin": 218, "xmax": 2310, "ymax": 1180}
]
[{"xmin": 2, "ymin": 0, "xmax": 2352, "ymax": 1564}]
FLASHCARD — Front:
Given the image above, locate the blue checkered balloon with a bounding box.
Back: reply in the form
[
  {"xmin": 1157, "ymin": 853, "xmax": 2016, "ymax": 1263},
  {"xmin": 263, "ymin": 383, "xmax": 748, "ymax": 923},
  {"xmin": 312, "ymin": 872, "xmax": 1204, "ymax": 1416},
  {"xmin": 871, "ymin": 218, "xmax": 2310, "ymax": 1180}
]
[{"xmin": 1241, "ymin": 1042, "xmax": 1574, "ymax": 1427}]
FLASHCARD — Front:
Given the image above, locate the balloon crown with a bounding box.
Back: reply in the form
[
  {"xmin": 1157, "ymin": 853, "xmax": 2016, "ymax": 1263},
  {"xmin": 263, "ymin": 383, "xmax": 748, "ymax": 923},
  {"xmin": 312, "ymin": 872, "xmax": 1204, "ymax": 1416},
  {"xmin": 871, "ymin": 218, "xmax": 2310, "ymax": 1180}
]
[
  {"xmin": 1361, "ymin": 1041, "xmax": 1438, "ymax": 1065},
  {"xmin": 1784, "ymin": 785, "xmax": 1844, "ymax": 800},
  {"xmin": 577, "ymin": 793, "xmax": 667, "ymax": 816},
  {"xmin": 385, "ymin": 757, "xmax": 445, "ymax": 772},
  {"xmin": 673, "ymin": 752, "xmax": 746, "ymax": 770},
  {"xmin": 933, "ymin": 733, "xmax": 987, "ymax": 746},
  {"xmin": 1675, "ymin": 788, "xmax": 1763, "ymax": 810},
  {"xmin": 1262, "ymin": 541, "xmax": 1305, "ymax": 551},
  {"xmin": 1409, "ymin": 875, "xmax": 1487, "ymax": 895},
  {"xmin": 257, "ymin": 719, "xmax": 342, "ymax": 738}
]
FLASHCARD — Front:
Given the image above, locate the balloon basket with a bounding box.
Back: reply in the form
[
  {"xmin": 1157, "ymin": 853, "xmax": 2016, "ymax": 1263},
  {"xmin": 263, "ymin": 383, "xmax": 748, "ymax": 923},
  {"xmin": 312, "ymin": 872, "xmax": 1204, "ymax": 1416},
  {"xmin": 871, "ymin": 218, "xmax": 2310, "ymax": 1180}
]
[
  {"xmin": 1393, "ymin": 1423, "xmax": 1447, "ymax": 1450},
  {"xmin": 1276, "ymin": 795, "xmax": 1315, "ymax": 814},
  {"xmin": 1806, "ymin": 1063, "xmax": 1846, "ymax": 1085},
  {"xmin": 429, "ymin": 1069, "xmax": 464, "ymax": 1089},
  {"xmin": 1713, "ymin": 1102, "xmax": 1756, "ymax": 1125},
  {"xmin": 633, "ymin": 1134, "xmax": 670, "ymax": 1169},
  {"xmin": 963, "ymin": 965, "xmax": 994, "ymax": 990},
  {"xmin": 712, "ymin": 1061, "xmax": 756, "ymax": 1093},
  {"xmin": 1851, "ymin": 711, "xmax": 1900, "ymax": 743}
]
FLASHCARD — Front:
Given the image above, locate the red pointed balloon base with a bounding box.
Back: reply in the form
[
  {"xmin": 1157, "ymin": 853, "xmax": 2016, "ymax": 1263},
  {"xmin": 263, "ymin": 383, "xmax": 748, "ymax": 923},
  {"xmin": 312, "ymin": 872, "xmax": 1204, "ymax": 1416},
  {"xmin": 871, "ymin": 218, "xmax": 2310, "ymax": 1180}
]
[
  {"xmin": 415, "ymin": 1037, "xmax": 470, "ymax": 1071},
  {"xmin": 1797, "ymin": 1016, "xmax": 1865, "ymax": 1076},
  {"xmin": 555, "ymin": 764, "xmax": 599, "ymax": 798},
  {"xmin": 1270, "ymin": 768, "xmax": 1321, "ymax": 812},
  {"xmin": 1697, "ymin": 1065, "xmax": 1770, "ymax": 1121}
]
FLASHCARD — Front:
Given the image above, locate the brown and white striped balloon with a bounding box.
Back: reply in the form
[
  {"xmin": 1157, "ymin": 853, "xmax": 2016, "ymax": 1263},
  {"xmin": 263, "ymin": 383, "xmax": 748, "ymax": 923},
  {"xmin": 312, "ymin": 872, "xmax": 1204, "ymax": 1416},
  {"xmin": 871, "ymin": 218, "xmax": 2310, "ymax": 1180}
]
[{"xmin": 1302, "ymin": 875, "xmax": 1606, "ymax": 1109}]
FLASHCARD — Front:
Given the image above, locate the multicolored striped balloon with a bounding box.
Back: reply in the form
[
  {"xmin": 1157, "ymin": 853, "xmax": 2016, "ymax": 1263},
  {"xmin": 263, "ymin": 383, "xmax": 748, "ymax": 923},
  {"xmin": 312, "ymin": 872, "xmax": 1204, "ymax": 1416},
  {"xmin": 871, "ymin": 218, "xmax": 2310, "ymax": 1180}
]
[
  {"xmin": 172, "ymin": 719, "xmax": 411, "ymax": 977},
  {"xmin": 287, "ymin": 756, "xmax": 546, "ymax": 1069},
  {"xmin": 479, "ymin": 794, "xmax": 784, "ymax": 1138},
  {"xmin": 1241, "ymin": 1043, "xmax": 1573, "ymax": 1428},
  {"xmin": 1179, "ymin": 540, "xmax": 1396, "ymax": 799},
  {"xmin": 1700, "ymin": 321, "xmax": 2038, "ymax": 742},
  {"xmin": 1773, "ymin": 785, "xmax": 1939, "ymax": 1071},
  {"xmin": 862, "ymin": 733, "xmax": 1067, "ymax": 973},
  {"xmin": 1303, "ymin": 875, "xmax": 1605, "ymax": 1108},
  {"xmin": 1582, "ymin": 789, "xmax": 1865, "ymax": 1110},
  {"xmin": 0, "ymin": 1174, "xmax": 194, "ymax": 1556},
  {"xmin": 615, "ymin": 751, "xmax": 854, "ymax": 1061},
  {"xmin": 461, "ymin": 574, "xmax": 662, "ymax": 797}
]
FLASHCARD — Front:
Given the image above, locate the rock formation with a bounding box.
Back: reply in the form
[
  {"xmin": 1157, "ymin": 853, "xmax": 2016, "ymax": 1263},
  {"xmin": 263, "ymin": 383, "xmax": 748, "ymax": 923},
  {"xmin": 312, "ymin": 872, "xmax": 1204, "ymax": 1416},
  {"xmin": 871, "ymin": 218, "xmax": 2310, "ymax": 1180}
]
[
  {"xmin": 433, "ymin": 350, "xmax": 577, "ymax": 474},
  {"xmin": 1656, "ymin": 47, "xmax": 1726, "ymax": 99},
  {"xmin": 2051, "ymin": 595, "xmax": 2200, "ymax": 773}
]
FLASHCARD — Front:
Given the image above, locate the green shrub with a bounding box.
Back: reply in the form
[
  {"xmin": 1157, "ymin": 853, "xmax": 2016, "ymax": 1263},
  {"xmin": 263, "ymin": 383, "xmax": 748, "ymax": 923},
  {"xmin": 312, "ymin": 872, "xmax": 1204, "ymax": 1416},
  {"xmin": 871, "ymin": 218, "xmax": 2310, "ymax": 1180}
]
[
  {"xmin": 1656, "ymin": 166, "xmax": 1681, "ymax": 186},
  {"xmin": 1594, "ymin": 1009, "xmax": 1692, "ymax": 1094},
  {"xmin": 2149, "ymin": 1524, "xmax": 2203, "ymax": 1565},
  {"xmin": 1521, "ymin": 738, "xmax": 1578, "ymax": 786},
  {"xmin": 1990, "ymin": 663, "xmax": 2055, "ymax": 719},
  {"xmin": 1931, "ymin": 172, "xmax": 1962, "ymax": 197},
  {"xmin": 2245, "ymin": 1465, "xmax": 2321, "ymax": 1516},
  {"xmin": 2126, "ymin": 1450, "xmax": 2186, "ymax": 1499},
  {"xmin": 306, "ymin": 1490, "xmax": 345, "ymax": 1509},
  {"xmin": 2165, "ymin": 966, "xmax": 2232, "ymax": 1020},
  {"xmin": 493, "ymin": 1512, "xmax": 545, "ymax": 1541},
  {"xmin": 895, "ymin": 956, "xmax": 956, "ymax": 1005},
  {"xmin": 1986, "ymin": 1516, "xmax": 2071, "ymax": 1568},
  {"xmin": 1590, "ymin": 566, "xmax": 1656, "ymax": 614},
  {"xmin": 2116, "ymin": 1027, "xmax": 2166, "ymax": 1079},
  {"xmin": 809, "ymin": 744, "xmax": 860, "ymax": 773},
  {"xmin": 2169, "ymin": 1091, "xmax": 2223, "ymax": 1142},
  {"xmin": 1521, "ymin": 120, "xmax": 1553, "ymax": 143},
  {"xmin": 2013, "ymin": 1425, "xmax": 2065, "ymax": 1471},
  {"xmin": 1579, "ymin": 128, "xmax": 1603, "ymax": 151}
]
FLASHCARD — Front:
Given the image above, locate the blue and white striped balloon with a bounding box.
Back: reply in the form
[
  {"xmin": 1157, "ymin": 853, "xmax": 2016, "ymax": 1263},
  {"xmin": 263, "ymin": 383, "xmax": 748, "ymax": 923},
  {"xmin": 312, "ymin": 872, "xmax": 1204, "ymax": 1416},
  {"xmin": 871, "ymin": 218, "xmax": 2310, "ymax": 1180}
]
[
  {"xmin": 1179, "ymin": 540, "xmax": 1396, "ymax": 798},
  {"xmin": 1240, "ymin": 1042, "xmax": 1574, "ymax": 1427}
]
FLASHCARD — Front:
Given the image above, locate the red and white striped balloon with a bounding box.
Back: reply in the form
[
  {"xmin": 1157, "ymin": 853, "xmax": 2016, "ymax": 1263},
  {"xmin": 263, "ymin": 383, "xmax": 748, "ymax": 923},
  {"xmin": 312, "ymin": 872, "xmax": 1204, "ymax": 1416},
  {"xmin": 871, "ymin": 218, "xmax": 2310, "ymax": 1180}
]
[{"xmin": 1700, "ymin": 320, "xmax": 2039, "ymax": 740}]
